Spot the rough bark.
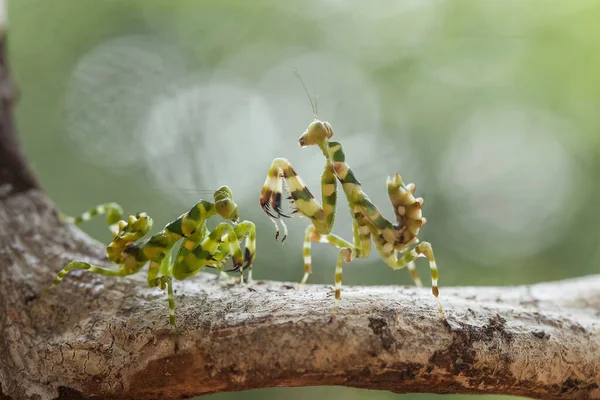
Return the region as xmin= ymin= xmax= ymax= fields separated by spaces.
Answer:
xmin=0 ymin=191 xmax=599 ymax=400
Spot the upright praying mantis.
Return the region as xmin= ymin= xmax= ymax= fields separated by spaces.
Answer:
xmin=260 ymin=73 xmax=443 ymax=318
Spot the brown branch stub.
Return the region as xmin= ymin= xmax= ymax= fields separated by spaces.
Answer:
xmin=0 ymin=191 xmax=599 ymax=400
xmin=0 ymin=31 xmax=39 ymax=197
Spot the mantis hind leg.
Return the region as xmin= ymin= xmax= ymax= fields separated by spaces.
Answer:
xmin=382 ymin=242 xmax=443 ymax=319
xmin=63 ymin=202 xmax=125 ymax=236
xmin=44 ymin=260 xmax=137 ymax=294
xmin=414 ymin=242 xmax=442 ymax=316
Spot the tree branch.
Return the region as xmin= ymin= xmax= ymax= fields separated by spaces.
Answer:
xmin=0 ymin=191 xmax=599 ymax=400
xmin=0 ymin=32 xmax=39 ymax=196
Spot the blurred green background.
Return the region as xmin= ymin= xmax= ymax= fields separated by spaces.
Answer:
xmin=9 ymin=0 xmax=600 ymax=399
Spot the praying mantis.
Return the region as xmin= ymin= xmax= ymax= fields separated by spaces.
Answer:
xmin=45 ymin=186 xmax=256 ymax=344
xmin=260 ymin=74 xmax=443 ymax=318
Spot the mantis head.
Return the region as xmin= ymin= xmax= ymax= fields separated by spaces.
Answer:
xmin=214 ymin=185 xmax=239 ymax=223
xmin=299 ymin=120 xmax=334 ymax=147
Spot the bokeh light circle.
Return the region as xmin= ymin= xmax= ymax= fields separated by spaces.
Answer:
xmin=65 ymin=34 xmax=184 ymax=169
xmin=439 ymin=105 xmax=586 ymax=264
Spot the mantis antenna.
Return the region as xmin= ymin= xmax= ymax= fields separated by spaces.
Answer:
xmin=312 ymin=75 xmax=319 ymax=120
xmin=293 ymin=68 xmax=318 ymax=120
xmin=153 ymin=187 xmax=218 ymax=193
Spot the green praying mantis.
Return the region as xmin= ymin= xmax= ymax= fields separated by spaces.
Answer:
xmin=260 ymin=73 xmax=443 ymax=318
xmin=45 ymin=186 xmax=256 ymax=344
